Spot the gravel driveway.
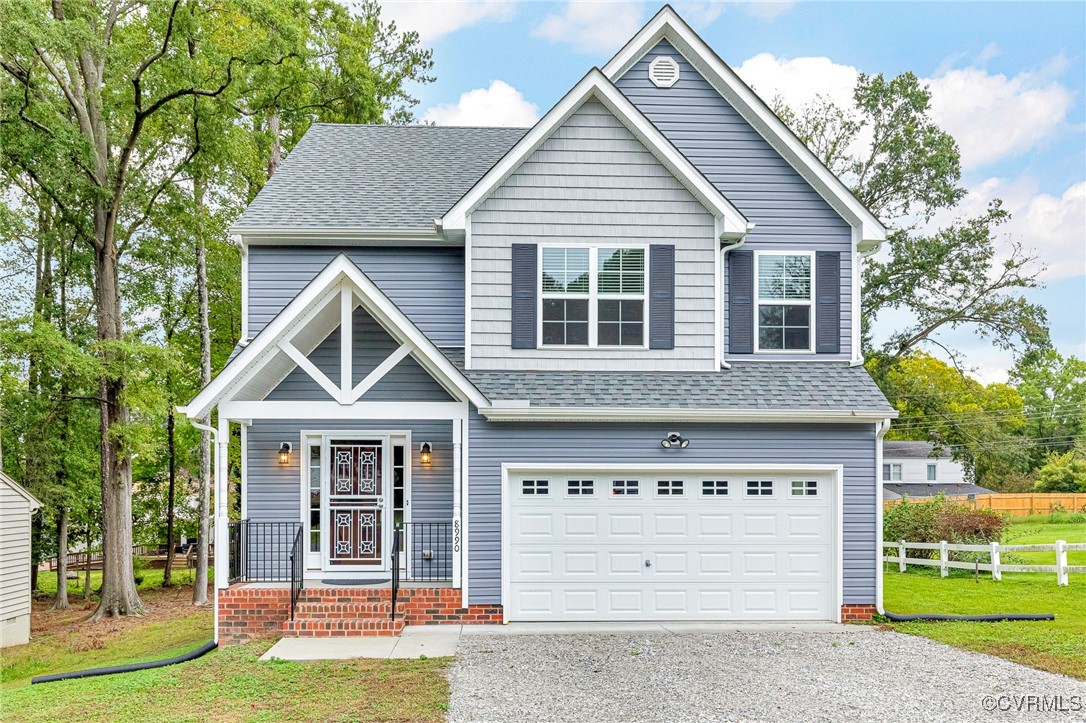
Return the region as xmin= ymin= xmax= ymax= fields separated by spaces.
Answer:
xmin=448 ymin=628 xmax=1086 ymax=722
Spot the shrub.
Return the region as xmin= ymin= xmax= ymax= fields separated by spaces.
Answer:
xmin=884 ymin=494 xmax=1005 ymax=559
xmin=1033 ymin=452 xmax=1086 ymax=493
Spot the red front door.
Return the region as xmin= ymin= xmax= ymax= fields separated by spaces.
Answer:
xmin=327 ymin=440 xmax=385 ymax=568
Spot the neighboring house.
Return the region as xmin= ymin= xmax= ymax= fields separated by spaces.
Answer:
xmin=181 ymin=7 xmax=897 ymax=644
xmin=882 ymin=441 xmax=992 ymax=500
xmin=0 ymin=471 xmax=43 ymax=647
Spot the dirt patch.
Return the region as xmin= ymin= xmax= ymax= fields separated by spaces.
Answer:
xmin=31 ymin=582 xmax=212 ymax=641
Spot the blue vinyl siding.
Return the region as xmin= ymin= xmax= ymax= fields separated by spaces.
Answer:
xmin=467 ymin=412 xmax=878 ymax=607
xmin=615 ymin=41 xmax=854 ymax=360
xmin=247 ymin=245 xmax=464 ymax=347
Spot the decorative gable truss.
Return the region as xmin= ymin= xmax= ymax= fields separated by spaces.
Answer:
xmin=180 ymin=254 xmax=488 ymax=421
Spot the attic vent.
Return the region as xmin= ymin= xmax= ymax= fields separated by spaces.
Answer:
xmin=648 ymin=56 xmax=680 ymax=88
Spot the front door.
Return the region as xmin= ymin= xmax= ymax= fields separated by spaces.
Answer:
xmin=325 ymin=439 xmax=388 ymax=571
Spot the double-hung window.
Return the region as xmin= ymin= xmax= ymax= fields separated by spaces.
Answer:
xmin=541 ymin=246 xmax=645 ymax=347
xmin=883 ymin=463 xmax=902 ymax=481
xmin=756 ymin=252 xmax=813 ymax=352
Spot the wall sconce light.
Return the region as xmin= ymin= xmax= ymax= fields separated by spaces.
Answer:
xmin=660 ymin=432 xmax=690 ymax=449
xmin=278 ymin=442 xmax=292 ymax=465
xmin=419 ymin=442 xmax=432 ymax=465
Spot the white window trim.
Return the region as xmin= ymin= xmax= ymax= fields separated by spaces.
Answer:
xmin=565 ymin=478 xmax=596 ymax=498
xmin=789 ymin=479 xmax=820 ymax=498
xmin=538 ymin=244 xmax=650 ymax=350
xmin=927 ymin=463 xmax=937 ymax=481
xmin=654 ymin=478 xmax=686 ymax=497
xmin=745 ymin=479 xmax=776 ymax=497
xmin=701 ymin=479 xmax=730 ymax=497
xmin=753 ymin=250 xmax=815 ymax=354
xmin=611 ymin=478 xmax=642 ymax=496
xmin=883 ymin=463 xmax=902 ymax=482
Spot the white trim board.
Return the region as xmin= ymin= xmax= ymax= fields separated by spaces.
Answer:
xmin=481 ymin=406 xmax=898 ymax=424
xmin=602 ymin=6 xmax=886 ymax=251
xmin=440 ymin=68 xmax=750 ymax=241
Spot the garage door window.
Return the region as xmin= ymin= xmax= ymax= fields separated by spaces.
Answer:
xmin=567 ymin=479 xmax=594 ymax=496
xmin=656 ymin=479 xmax=684 ymax=496
xmin=791 ymin=480 xmax=819 ymax=496
xmin=612 ymin=479 xmax=639 ymax=496
xmin=702 ymin=479 xmax=729 ymax=496
xmin=522 ymin=479 xmax=549 ymax=495
xmin=746 ymin=480 xmax=773 ymax=496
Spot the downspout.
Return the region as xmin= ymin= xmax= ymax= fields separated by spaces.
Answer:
xmin=875 ymin=417 xmax=892 ymax=615
xmin=719 ymin=223 xmax=755 ymax=369
xmin=187 ymin=414 xmax=220 ymax=644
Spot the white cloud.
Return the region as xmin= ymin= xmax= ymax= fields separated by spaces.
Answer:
xmin=422 ymin=80 xmax=539 ymax=127
xmin=378 ymin=1 xmax=515 ymax=44
xmin=533 ymin=1 xmax=645 ymax=54
xmin=926 ymin=65 xmax=1074 ymax=171
xmin=735 ymin=53 xmax=858 ymax=110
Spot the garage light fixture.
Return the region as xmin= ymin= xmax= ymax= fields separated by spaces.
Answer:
xmin=661 ymin=432 xmax=690 ymax=449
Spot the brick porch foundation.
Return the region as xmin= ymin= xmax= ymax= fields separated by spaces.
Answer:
xmin=840 ymin=604 xmax=877 ymax=622
xmin=217 ymin=585 xmax=502 ymax=645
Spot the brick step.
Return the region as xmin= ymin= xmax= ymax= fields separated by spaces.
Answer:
xmin=298 ymin=588 xmax=392 ymax=604
xmin=294 ymin=601 xmax=392 ymax=617
xmin=282 ymin=617 xmax=406 ymax=637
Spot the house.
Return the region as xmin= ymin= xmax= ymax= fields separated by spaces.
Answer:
xmin=881 ymin=440 xmax=993 ymax=500
xmin=180 ymin=6 xmax=897 ymax=644
xmin=0 ymin=471 xmax=43 ymax=647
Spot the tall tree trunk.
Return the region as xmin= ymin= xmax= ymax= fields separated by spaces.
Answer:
xmin=30 ymin=516 xmax=42 ymax=592
xmin=267 ymin=114 xmax=282 ymax=178
xmin=193 ymin=171 xmax=211 ymax=606
xmin=84 ymin=522 xmax=92 ymax=601
xmin=53 ymin=507 xmax=70 ymax=609
xmin=164 ymin=406 xmax=176 ymax=586
xmin=91 ymin=222 xmax=143 ymax=619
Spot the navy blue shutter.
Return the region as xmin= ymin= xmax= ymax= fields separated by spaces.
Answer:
xmin=648 ymin=244 xmax=675 ymax=350
xmin=815 ymin=251 xmax=841 ymax=354
xmin=728 ymin=250 xmax=754 ymax=354
xmin=510 ymin=244 xmax=537 ymax=349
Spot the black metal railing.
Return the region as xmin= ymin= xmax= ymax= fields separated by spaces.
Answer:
xmin=227 ymin=520 xmax=302 ymax=583
xmin=289 ymin=526 xmax=303 ymax=621
xmin=390 ymin=524 xmax=401 ymax=621
xmin=397 ymin=522 xmax=453 ymax=583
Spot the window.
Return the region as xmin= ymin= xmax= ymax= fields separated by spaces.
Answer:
xmin=927 ymin=463 xmax=937 ymax=481
xmin=882 ymin=463 xmax=902 ymax=482
xmin=541 ymin=246 xmax=645 ymax=347
xmin=791 ymin=480 xmax=818 ymax=497
xmin=522 ymin=479 xmax=549 ymax=496
xmin=657 ymin=479 xmax=684 ymax=496
xmin=567 ymin=479 xmax=594 ymax=496
xmin=702 ymin=480 xmax=729 ymax=496
xmin=612 ymin=479 xmax=639 ymax=496
xmin=746 ymin=480 xmax=773 ymax=496
xmin=756 ymin=253 xmax=813 ymax=351
xmin=308 ymin=444 xmax=321 ymax=552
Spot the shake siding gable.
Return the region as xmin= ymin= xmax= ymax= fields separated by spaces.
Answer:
xmin=614 ymin=40 xmax=854 ymax=360
xmin=470 ymin=98 xmax=718 ymax=371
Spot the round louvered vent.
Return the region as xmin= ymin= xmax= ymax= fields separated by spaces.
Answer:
xmin=648 ymin=56 xmax=680 ymax=88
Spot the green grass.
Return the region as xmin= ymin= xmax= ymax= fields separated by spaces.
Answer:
xmin=1003 ymin=522 xmax=1086 ymax=565
xmin=2 ymin=643 xmax=450 ymax=722
xmin=34 ymin=566 xmax=210 ymax=597
xmin=884 ymin=570 xmax=1086 ymax=679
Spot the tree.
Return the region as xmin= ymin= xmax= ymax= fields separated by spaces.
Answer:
xmin=1010 ymin=350 xmax=1086 ymax=466
xmin=775 ymin=73 xmax=1049 ymax=364
xmin=1033 ymin=452 xmax=1086 ymax=493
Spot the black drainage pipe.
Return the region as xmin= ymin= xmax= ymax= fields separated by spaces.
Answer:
xmin=884 ymin=612 xmax=1054 ymax=623
xmin=31 ymin=641 xmax=217 ymax=684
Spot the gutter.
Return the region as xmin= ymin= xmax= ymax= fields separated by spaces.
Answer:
xmin=718 ymin=227 xmax=753 ymax=369
xmin=481 ymin=405 xmax=899 ymax=424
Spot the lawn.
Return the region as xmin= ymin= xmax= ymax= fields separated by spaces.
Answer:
xmin=1003 ymin=521 xmax=1086 ymax=566
xmin=4 ymin=576 xmax=450 ymax=721
xmin=884 ymin=570 xmax=1086 ymax=680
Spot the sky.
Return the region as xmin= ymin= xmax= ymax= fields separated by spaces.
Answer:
xmin=376 ymin=0 xmax=1086 ymax=382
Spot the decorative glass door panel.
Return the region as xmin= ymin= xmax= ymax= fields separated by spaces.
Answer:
xmin=327 ymin=441 xmax=385 ymax=567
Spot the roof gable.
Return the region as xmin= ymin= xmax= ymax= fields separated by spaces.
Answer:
xmin=0 ymin=471 xmax=43 ymax=510
xmin=603 ymin=6 xmax=886 ymax=249
xmin=180 ymin=255 xmax=488 ymax=419
xmin=441 ymin=68 xmax=749 ymax=240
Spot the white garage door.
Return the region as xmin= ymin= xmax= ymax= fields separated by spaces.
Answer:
xmin=505 ymin=468 xmax=838 ymax=622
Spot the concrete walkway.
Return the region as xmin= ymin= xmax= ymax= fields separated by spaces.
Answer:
xmin=259 ymin=621 xmax=858 ymax=661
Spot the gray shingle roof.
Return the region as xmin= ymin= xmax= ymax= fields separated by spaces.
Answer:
xmin=884 ymin=483 xmax=994 ymax=498
xmin=233 ymin=124 xmax=528 ymax=231
xmin=883 ymin=441 xmax=937 ymax=458
xmin=457 ymin=361 xmax=894 ymax=412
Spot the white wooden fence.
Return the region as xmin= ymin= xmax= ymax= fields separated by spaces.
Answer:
xmin=883 ymin=540 xmax=1086 ymax=585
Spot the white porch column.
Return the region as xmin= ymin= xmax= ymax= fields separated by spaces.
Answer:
xmin=452 ymin=418 xmax=463 ymax=589
xmin=214 ymin=415 xmax=231 ymax=590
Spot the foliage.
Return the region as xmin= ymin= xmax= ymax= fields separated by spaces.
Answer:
xmin=1033 ymin=452 xmax=1086 ymax=493
xmin=883 ymin=494 xmax=1006 ymax=553
xmin=1010 ymin=349 xmax=1086 ymax=466
xmin=776 ymin=71 xmax=1048 ymax=364
xmin=884 ymin=572 xmax=1086 ymax=680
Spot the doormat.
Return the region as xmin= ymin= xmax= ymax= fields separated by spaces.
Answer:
xmin=320 ymin=579 xmax=388 ymax=586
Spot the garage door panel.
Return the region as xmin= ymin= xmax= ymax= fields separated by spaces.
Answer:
xmin=507 ymin=470 xmax=836 ymax=622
